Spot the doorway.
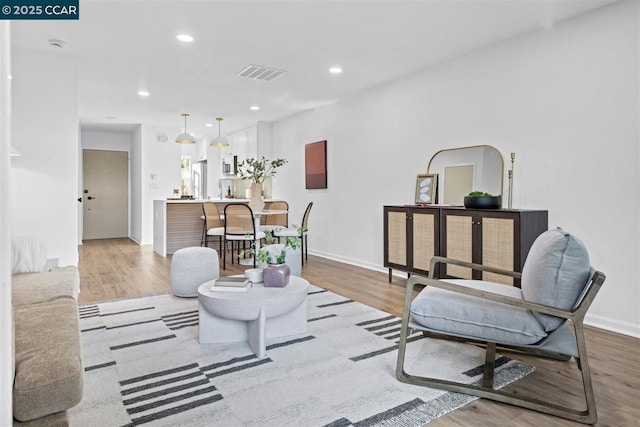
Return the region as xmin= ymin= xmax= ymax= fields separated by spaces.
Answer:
xmin=82 ymin=149 xmax=128 ymax=240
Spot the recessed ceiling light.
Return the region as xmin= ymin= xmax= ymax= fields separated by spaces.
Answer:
xmin=138 ymin=91 xmax=150 ymax=97
xmin=329 ymin=67 xmax=342 ymax=74
xmin=176 ymin=34 xmax=194 ymax=43
xmin=105 ymin=116 xmax=116 ymax=120
xmin=205 ymin=123 xmax=213 ymax=127
xmin=250 ymin=106 xmax=260 ymax=111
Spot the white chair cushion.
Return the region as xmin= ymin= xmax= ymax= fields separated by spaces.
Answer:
xmin=259 ymin=225 xmax=286 ymax=232
xmin=410 ymin=279 xmax=547 ymax=345
xmin=273 ymin=227 xmax=302 ymax=237
xmin=206 ymin=227 xmax=225 ymax=236
xmin=226 ymin=231 xmax=266 ymax=241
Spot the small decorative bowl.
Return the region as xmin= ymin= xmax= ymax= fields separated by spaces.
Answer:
xmin=463 ymin=195 xmax=502 ymax=209
xmin=244 ymin=268 xmax=264 ymax=283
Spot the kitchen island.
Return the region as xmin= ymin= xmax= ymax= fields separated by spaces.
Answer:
xmin=153 ymin=199 xmax=284 ymax=257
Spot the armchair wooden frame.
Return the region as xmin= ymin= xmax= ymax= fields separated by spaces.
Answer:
xmin=396 ymin=256 xmax=606 ymax=425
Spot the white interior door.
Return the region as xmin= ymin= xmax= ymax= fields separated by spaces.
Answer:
xmin=83 ymin=149 xmax=128 ymax=240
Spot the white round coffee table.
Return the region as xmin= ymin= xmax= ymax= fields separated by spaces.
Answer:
xmin=197 ymin=276 xmax=310 ymax=359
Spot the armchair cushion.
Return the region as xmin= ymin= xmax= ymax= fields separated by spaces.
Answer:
xmin=411 ymin=279 xmax=547 ymax=345
xmin=521 ymin=228 xmax=591 ymax=331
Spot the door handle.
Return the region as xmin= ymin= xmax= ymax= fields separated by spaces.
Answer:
xmin=77 ymin=197 xmax=82 ymax=202
xmin=87 ymin=196 xmax=96 ymax=200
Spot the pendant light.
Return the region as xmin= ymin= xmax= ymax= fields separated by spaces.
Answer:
xmin=210 ymin=117 xmax=230 ymax=147
xmin=175 ymin=113 xmax=196 ymax=144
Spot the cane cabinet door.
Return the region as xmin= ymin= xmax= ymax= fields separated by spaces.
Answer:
xmin=383 ymin=206 xmax=439 ymax=281
xmin=441 ymin=209 xmax=548 ymax=286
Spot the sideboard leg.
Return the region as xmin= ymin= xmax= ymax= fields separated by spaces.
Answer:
xmin=388 ymin=268 xmax=392 ymax=283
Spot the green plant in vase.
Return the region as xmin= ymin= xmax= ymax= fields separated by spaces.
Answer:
xmin=240 ymin=230 xmax=302 ymax=266
xmin=237 ymin=156 xmax=287 ymax=211
xmin=237 ymin=157 xmax=287 ymax=184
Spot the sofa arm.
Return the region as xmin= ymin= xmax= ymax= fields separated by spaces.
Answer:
xmin=13 ymin=297 xmax=84 ymax=421
xmin=12 ymin=266 xmax=80 ymax=306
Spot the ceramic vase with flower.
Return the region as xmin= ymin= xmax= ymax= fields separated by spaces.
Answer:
xmin=237 ymin=156 xmax=287 ymax=213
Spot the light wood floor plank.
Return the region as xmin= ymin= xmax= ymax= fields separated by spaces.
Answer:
xmin=78 ymin=238 xmax=640 ymax=427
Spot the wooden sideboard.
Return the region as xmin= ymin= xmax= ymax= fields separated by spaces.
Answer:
xmin=383 ymin=205 xmax=548 ymax=286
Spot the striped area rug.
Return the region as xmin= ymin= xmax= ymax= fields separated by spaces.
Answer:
xmin=69 ymin=285 xmax=533 ymax=426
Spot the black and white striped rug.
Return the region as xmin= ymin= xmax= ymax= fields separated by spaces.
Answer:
xmin=69 ymin=284 xmax=533 ymax=426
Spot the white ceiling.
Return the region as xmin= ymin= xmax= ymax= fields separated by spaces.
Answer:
xmin=10 ymin=0 xmax=616 ymax=138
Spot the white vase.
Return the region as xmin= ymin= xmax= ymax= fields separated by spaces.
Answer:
xmin=248 ymin=182 xmax=265 ymax=212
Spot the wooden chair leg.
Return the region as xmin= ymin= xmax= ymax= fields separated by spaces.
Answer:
xmin=482 ymin=342 xmax=497 ymax=389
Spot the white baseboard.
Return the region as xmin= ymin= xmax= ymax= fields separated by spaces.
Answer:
xmin=585 ymin=313 xmax=640 ymax=338
xmin=309 ymin=250 xmax=640 ymax=339
xmin=308 ymin=249 xmax=388 ymax=275
xmin=129 ymin=235 xmax=142 ymax=245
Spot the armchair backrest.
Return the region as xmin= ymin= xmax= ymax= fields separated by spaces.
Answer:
xmin=521 ymin=228 xmax=591 ymax=331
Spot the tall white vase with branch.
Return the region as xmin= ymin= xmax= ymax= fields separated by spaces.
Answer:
xmin=249 ymin=182 xmax=264 ymax=212
xmin=237 ymin=156 xmax=288 ymax=213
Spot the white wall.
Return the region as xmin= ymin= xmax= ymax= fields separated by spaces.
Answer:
xmin=130 ymin=125 xmax=143 ymax=243
xmin=207 ymin=125 xmax=259 ymax=199
xmin=0 ymin=20 xmax=12 ymax=426
xmin=11 ymin=47 xmax=79 ymax=266
xmin=271 ymin=1 xmax=639 ymax=336
xmin=81 ymin=129 xmax=132 ymax=152
xmin=139 ymin=124 xmax=182 ymax=244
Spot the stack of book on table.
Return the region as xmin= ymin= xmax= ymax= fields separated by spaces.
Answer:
xmin=211 ymin=277 xmax=252 ymax=292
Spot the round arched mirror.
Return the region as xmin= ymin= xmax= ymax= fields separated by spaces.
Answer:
xmin=427 ymin=145 xmax=504 ymax=205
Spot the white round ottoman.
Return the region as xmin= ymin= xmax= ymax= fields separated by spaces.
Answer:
xmin=171 ymin=247 xmax=219 ymax=297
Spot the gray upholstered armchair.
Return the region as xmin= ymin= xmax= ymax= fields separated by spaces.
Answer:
xmin=395 ymin=228 xmax=606 ymax=424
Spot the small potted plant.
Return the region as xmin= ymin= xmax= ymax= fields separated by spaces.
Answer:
xmin=241 ymin=230 xmax=303 ymax=287
xmin=463 ymin=191 xmax=502 ymax=209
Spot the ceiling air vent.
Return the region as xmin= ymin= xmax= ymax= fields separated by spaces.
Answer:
xmin=237 ymin=64 xmax=286 ymax=82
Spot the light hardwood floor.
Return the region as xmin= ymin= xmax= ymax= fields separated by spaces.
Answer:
xmin=78 ymin=238 xmax=640 ymax=427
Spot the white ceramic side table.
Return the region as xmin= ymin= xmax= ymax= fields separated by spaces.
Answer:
xmin=197 ymin=276 xmax=310 ymax=358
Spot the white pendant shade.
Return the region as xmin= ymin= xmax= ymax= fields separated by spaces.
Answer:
xmin=210 ymin=117 xmax=229 ymax=147
xmin=210 ymin=136 xmax=229 ymax=147
xmin=176 ymin=132 xmax=196 ymax=144
xmin=176 ymin=113 xmax=196 ymax=144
